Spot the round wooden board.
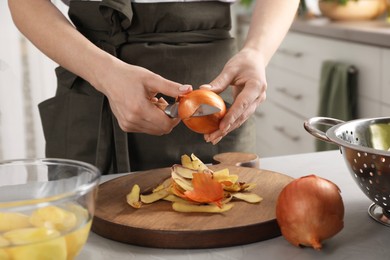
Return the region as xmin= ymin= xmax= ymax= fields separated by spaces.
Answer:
xmin=92 ymin=160 xmax=293 ymax=249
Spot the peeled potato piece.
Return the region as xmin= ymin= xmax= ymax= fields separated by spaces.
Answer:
xmin=0 ymin=235 xmax=10 ymax=247
xmin=0 ymin=212 xmax=31 ymax=232
xmin=4 ymin=228 xmax=66 ymax=260
xmin=29 ymin=206 xmax=77 ymax=232
xmin=3 ymin=227 xmax=60 ymax=245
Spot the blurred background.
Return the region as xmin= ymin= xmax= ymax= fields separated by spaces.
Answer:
xmin=0 ymin=1 xmax=68 ymax=160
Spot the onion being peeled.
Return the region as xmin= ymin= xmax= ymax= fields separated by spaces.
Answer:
xmin=178 ymin=89 xmax=226 ymax=134
xmin=276 ymin=174 xmax=344 ymax=250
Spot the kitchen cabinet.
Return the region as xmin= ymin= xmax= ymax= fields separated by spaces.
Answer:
xmin=382 ymin=49 xmax=390 ymax=109
xmin=251 ymin=20 xmax=390 ymax=158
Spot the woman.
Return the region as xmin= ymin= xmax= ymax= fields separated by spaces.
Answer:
xmin=8 ymin=0 xmax=299 ymax=173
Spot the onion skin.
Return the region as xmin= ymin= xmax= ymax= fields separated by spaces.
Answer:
xmin=177 ymin=89 xmax=226 ymax=134
xmin=275 ymin=174 xmax=344 ymax=250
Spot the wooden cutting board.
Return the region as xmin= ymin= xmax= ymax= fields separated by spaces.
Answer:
xmin=92 ymin=152 xmax=293 ymax=249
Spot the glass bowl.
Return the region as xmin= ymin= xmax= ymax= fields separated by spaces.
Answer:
xmin=0 ymin=158 xmax=101 ymax=259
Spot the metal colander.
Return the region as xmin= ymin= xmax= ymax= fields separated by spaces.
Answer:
xmin=304 ymin=117 xmax=390 ymax=227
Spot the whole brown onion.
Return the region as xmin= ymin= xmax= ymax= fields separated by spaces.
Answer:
xmin=276 ymin=174 xmax=344 ymax=250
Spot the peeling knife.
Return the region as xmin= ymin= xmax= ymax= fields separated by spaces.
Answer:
xmin=153 ymin=100 xmax=221 ymax=118
xmin=165 ymin=103 xmax=221 ymax=118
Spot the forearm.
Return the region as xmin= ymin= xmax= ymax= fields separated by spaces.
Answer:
xmin=8 ymin=0 xmax=116 ymax=93
xmin=243 ymin=0 xmax=299 ymax=65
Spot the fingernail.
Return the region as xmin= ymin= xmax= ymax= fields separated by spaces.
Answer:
xmin=212 ymin=137 xmax=222 ymax=145
xmin=179 ymin=84 xmax=192 ymax=92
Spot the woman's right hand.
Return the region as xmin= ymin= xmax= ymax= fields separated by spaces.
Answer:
xmin=93 ymin=58 xmax=192 ymax=135
xmin=8 ymin=0 xmax=192 ymax=136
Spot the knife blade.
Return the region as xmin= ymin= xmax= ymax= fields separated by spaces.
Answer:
xmin=164 ymin=103 xmax=221 ymax=118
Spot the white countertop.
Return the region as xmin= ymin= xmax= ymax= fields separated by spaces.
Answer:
xmin=291 ymin=17 xmax=390 ymax=48
xmin=78 ymin=150 xmax=390 ymax=260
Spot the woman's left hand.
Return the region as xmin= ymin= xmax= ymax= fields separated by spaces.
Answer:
xmin=201 ymin=48 xmax=267 ymax=144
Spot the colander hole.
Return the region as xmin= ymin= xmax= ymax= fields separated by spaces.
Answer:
xmin=371 ymin=163 xmax=375 ymax=169
xmin=381 ymin=157 xmax=386 ymax=163
xmin=372 ymin=155 xmax=377 ymax=159
xmin=355 ymin=137 xmax=359 ymax=142
xmin=364 ymin=152 xmax=368 ymax=157
xmin=383 ymin=197 xmax=387 ymax=201
xmin=378 ymin=171 xmax=382 ymax=176
xmin=358 ymin=152 xmax=361 ymax=157
xmin=354 ymin=159 xmax=357 ymax=164
xmin=369 ymin=172 xmax=374 ymax=176
xmin=366 ymin=186 xmax=370 ymax=191
xmin=384 ymin=202 xmax=388 ymax=206
xmin=354 ymin=173 xmax=358 ymax=178
xmin=375 ymin=197 xmax=379 ymax=202
xmin=359 ymin=169 xmax=364 ymax=173
xmin=369 ymin=180 xmax=373 ymax=184
xmin=364 ymin=163 xmax=368 ymax=168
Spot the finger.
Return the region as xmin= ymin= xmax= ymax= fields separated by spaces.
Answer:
xmin=123 ymin=116 xmax=180 ymax=135
xmin=118 ymin=102 xmax=181 ymax=135
xmin=147 ymin=74 xmax=192 ymax=98
xmin=204 ymin=128 xmax=228 ymax=145
xmin=219 ymin=80 xmax=264 ymax=132
xmin=203 ymin=68 xmax=236 ymax=94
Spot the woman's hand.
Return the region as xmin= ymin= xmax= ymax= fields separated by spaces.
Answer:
xmin=201 ymin=48 xmax=267 ymax=144
xmin=94 ymin=58 xmax=192 ymax=135
xmin=201 ymin=0 xmax=299 ymax=144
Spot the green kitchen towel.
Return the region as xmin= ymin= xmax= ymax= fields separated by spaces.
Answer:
xmin=316 ymin=60 xmax=358 ymax=151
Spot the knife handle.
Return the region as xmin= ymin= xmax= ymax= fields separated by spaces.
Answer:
xmin=151 ymin=97 xmax=169 ymax=111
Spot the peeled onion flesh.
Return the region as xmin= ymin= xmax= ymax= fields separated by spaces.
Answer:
xmin=275 ymin=174 xmax=344 ymax=250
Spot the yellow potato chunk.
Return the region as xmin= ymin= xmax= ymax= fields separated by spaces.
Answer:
xmin=0 ymin=235 xmax=10 ymax=247
xmin=4 ymin=227 xmax=66 ymax=259
xmin=30 ymin=206 xmax=77 ymax=232
xmin=65 ymin=220 xmax=92 ymax=260
xmin=0 ymin=249 xmax=10 ymax=260
xmin=0 ymin=212 xmax=31 ymax=232
xmin=3 ymin=227 xmax=59 ymax=245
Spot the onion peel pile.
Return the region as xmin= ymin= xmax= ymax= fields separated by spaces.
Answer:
xmin=126 ymin=154 xmax=263 ymax=213
xmin=276 ymin=174 xmax=344 ymax=250
xmin=184 ymin=172 xmax=224 ymax=207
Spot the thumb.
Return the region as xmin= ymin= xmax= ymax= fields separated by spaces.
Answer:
xmin=201 ymin=70 xmax=234 ymax=93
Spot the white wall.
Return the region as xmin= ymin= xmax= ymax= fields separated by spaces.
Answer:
xmin=0 ymin=1 xmax=67 ymax=160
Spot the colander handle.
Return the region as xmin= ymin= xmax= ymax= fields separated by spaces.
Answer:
xmin=303 ymin=117 xmax=345 ymax=143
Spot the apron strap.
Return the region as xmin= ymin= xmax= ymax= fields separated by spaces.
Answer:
xmin=96 ymin=0 xmax=133 ymax=173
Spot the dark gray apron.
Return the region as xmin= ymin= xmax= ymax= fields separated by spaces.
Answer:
xmin=38 ymin=0 xmax=255 ymax=174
